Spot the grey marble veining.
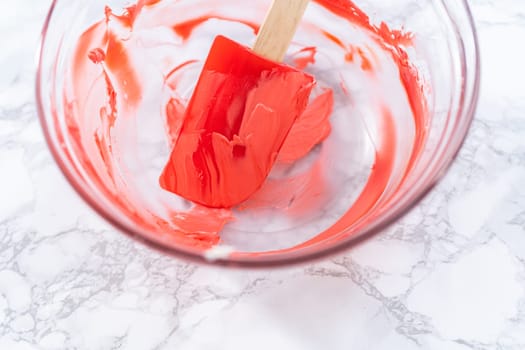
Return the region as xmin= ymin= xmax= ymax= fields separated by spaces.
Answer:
xmin=1 ymin=1 xmax=525 ymax=349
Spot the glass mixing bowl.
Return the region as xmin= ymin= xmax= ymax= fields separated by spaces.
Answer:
xmin=36 ymin=0 xmax=479 ymax=267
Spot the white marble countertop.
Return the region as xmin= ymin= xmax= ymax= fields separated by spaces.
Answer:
xmin=1 ymin=1 xmax=525 ymax=349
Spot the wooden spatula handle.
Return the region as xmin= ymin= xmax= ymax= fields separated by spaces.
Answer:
xmin=253 ymin=0 xmax=310 ymax=62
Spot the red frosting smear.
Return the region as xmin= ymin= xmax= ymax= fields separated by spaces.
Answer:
xmin=173 ymin=16 xmax=259 ymax=41
xmin=88 ymin=48 xmax=106 ymax=64
xmin=105 ymin=0 xmax=161 ymax=29
xmin=165 ymin=205 xmax=233 ymax=248
xmin=278 ymin=89 xmax=333 ymax=163
xmin=322 ymin=31 xmax=373 ymax=69
xmin=160 ymin=35 xmax=316 ymax=208
xmin=104 ymin=33 xmax=142 ymax=105
xmin=292 ymin=47 xmax=317 ymax=70
xmin=315 ymin=0 xmax=414 ymax=47
xmin=65 ymin=7 xmax=231 ymax=251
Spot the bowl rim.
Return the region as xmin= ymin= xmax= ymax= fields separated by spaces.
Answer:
xmin=35 ymin=0 xmax=481 ymax=268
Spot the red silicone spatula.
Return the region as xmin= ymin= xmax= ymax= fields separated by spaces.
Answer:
xmin=160 ymin=0 xmax=314 ymax=208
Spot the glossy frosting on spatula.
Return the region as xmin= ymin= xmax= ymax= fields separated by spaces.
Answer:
xmin=160 ymin=36 xmax=315 ymax=208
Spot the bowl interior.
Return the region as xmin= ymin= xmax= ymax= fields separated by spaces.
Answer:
xmin=37 ymin=0 xmax=479 ymax=266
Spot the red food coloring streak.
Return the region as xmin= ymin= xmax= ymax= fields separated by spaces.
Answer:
xmin=323 ymin=30 xmax=346 ymax=48
xmin=292 ymin=47 xmax=317 ymax=70
xmin=357 ymin=47 xmax=372 ymax=70
xmin=323 ymin=30 xmax=373 ymax=69
xmin=88 ymin=48 xmax=106 ymax=64
xmin=173 ymin=16 xmax=259 ymax=41
xmin=104 ymin=33 xmax=142 ymax=104
xmin=101 ymin=71 xmax=117 ymax=129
